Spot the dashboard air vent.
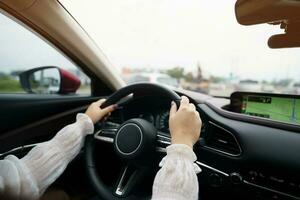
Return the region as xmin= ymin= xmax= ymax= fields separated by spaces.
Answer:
xmin=204 ymin=121 xmax=241 ymax=156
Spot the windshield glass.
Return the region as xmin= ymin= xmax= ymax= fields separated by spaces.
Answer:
xmin=60 ymin=0 xmax=300 ymax=97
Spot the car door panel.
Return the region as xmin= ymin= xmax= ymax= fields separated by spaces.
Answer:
xmin=0 ymin=94 xmax=101 ymax=153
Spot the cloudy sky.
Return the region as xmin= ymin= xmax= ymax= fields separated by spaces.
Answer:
xmin=0 ymin=13 xmax=76 ymax=73
xmin=61 ymin=0 xmax=300 ymax=81
xmin=1 ymin=0 xmax=300 ymax=81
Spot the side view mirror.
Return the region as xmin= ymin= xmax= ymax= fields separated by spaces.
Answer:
xmin=19 ymin=66 xmax=81 ymax=94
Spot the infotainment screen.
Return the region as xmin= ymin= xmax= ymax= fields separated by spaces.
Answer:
xmin=231 ymin=92 xmax=300 ymax=125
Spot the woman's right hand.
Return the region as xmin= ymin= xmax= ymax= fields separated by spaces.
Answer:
xmin=85 ymin=99 xmax=117 ymax=124
xmin=169 ymin=96 xmax=202 ymax=148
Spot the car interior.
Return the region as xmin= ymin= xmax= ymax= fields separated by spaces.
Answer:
xmin=0 ymin=0 xmax=300 ymax=200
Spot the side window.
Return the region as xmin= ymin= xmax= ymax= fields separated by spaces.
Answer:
xmin=0 ymin=13 xmax=91 ymax=95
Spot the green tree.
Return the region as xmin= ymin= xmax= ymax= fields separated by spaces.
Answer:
xmin=184 ymin=72 xmax=194 ymax=82
xmin=166 ymin=67 xmax=185 ymax=80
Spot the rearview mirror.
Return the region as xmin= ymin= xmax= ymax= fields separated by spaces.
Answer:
xmin=19 ymin=66 xmax=81 ymax=94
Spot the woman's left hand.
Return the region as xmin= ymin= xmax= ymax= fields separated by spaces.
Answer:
xmin=85 ymin=99 xmax=117 ymax=124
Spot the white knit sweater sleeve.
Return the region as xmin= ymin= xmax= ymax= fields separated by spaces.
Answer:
xmin=152 ymin=144 xmax=201 ymax=200
xmin=0 ymin=113 xmax=94 ymax=200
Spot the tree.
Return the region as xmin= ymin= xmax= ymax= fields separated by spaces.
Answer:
xmin=166 ymin=67 xmax=185 ymax=80
xmin=184 ymin=72 xmax=194 ymax=82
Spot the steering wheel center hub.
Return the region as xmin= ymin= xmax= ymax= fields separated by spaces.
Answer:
xmin=115 ymin=123 xmax=143 ymax=155
xmin=114 ymin=118 xmax=157 ymax=162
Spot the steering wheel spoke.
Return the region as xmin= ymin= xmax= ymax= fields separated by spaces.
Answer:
xmin=114 ymin=165 xmax=146 ymax=197
xmin=94 ymin=122 xmax=121 ymax=143
xmin=156 ymin=131 xmax=171 ymax=153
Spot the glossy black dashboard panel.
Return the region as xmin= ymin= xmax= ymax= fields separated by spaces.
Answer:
xmin=197 ymin=104 xmax=300 ymax=199
xmin=189 ymin=90 xmax=300 ymax=199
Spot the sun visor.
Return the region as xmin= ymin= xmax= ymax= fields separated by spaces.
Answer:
xmin=235 ymin=0 xmax=300 ymax=48
xmin=0 ymin=0 xmax=36 ymax=12
xmin=235 ymin=0 xmax=300 ymax=25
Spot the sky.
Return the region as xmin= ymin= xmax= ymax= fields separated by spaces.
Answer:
xmin=0 ymin=13 xmax=76 ymax=73
xmin=60 ymin=0 xmax=300 ymax=81
xmin=1 ymin=0 xmax=300 ymax=81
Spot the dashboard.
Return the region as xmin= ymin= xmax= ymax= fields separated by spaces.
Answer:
xmin=107 ymin=91 xmax=300 ymax=200
xmin=2 ymin=90 xmax=298 ymax=200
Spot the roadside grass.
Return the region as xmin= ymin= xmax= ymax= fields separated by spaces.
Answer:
xmin=0 ymin=76 xmax=23 ymax=92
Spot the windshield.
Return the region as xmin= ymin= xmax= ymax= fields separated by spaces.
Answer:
xmin=60 ymin=0 xmax=300 ymax=97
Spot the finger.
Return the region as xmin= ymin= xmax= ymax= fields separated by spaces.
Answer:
xmin=104 ymin=112 xmax=111 ymax=118
xmin=100 ymin=112 xmax=111 ymax=122
xmin=179 ymin=96 xmax=189 ymax=109
xmin=196 ymin=111 xmax=201 ymax=118
xmin=169 ymin=101 xmax=177 ymax=118
xmin=102 ymin=104 xmax=117 ymax=115
xmin=94 ymin=99 xmax=106 ymax=106
xmin=189 ymin=103 xmax=196 ymax=111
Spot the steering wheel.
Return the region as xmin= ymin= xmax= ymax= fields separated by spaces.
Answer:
xmin=84 ymin=83 xmax=181 ymax=200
